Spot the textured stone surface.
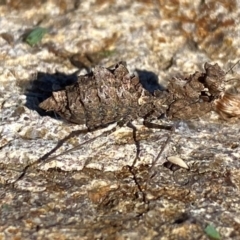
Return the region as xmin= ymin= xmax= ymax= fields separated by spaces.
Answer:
xmin=1 ymin=0 xmax=240 ymax=239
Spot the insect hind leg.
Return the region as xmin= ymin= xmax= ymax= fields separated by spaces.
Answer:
xmin=10 ymin=120 xmax=128 ymax=186
xmin=124 ymin=120 xmax=175 ymax=205
xmin=142 ymin=120 xmax=176 ymax=197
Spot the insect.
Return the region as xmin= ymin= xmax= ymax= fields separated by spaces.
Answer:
xmin=37 ymin=62 xmax=229 ymax=174
xmin=39 ymin=62 xmax=226 ymax=127
xmin=12 ymin=61 xmax=234 ymax=192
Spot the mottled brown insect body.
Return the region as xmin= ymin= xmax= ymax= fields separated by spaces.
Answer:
xmin=166 ymin=62 xmax=227 ymax=119
xmin=39 ymin=61 xmax=232 ymax=127
xmin=203 ymin=62 xmax=226 ymax=97
xmin=39 ymin=62 xmax=168 ymax=129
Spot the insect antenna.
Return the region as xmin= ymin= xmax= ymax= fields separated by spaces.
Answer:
xmin=224 ymin=60 xmax=240 ymax=83
xmin=225 ymin=59 xmax=240 ymax=76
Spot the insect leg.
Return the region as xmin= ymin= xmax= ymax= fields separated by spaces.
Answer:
xmin=143 ymin=120 xmax=175 ymax=171
xmin=142 ymin=120 xmax=176 ymax=195
xmin=125 ymin=122 xmax=147 ymax=203
xmin=143 ymin=120 xmax=172 ymax=131
xmin=10 ymin=120 xmax=127 ymax=186
xmin=126 ymin=121 xmax=140 ymax=167
xmin=8 ymin=128 xmax=89 ymax=185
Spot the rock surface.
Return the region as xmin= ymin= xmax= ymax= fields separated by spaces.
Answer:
xmin=1 ymin=0 xmax=240 ymax=239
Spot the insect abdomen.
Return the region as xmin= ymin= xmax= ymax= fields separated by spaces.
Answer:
xmin=39 ymin=62 xmax=151 ymax=129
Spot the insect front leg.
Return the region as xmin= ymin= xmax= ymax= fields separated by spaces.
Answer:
xmin=143 ymin=120 xmax=174 ymax=176
xmin=124 ymin=121 xmax=149 ymax=204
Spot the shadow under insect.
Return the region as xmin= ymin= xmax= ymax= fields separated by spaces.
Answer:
xmin=24 ymin=70 xmax=79 ymax=119
xmin=135 ymin=69 xmax=166 ymax=93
